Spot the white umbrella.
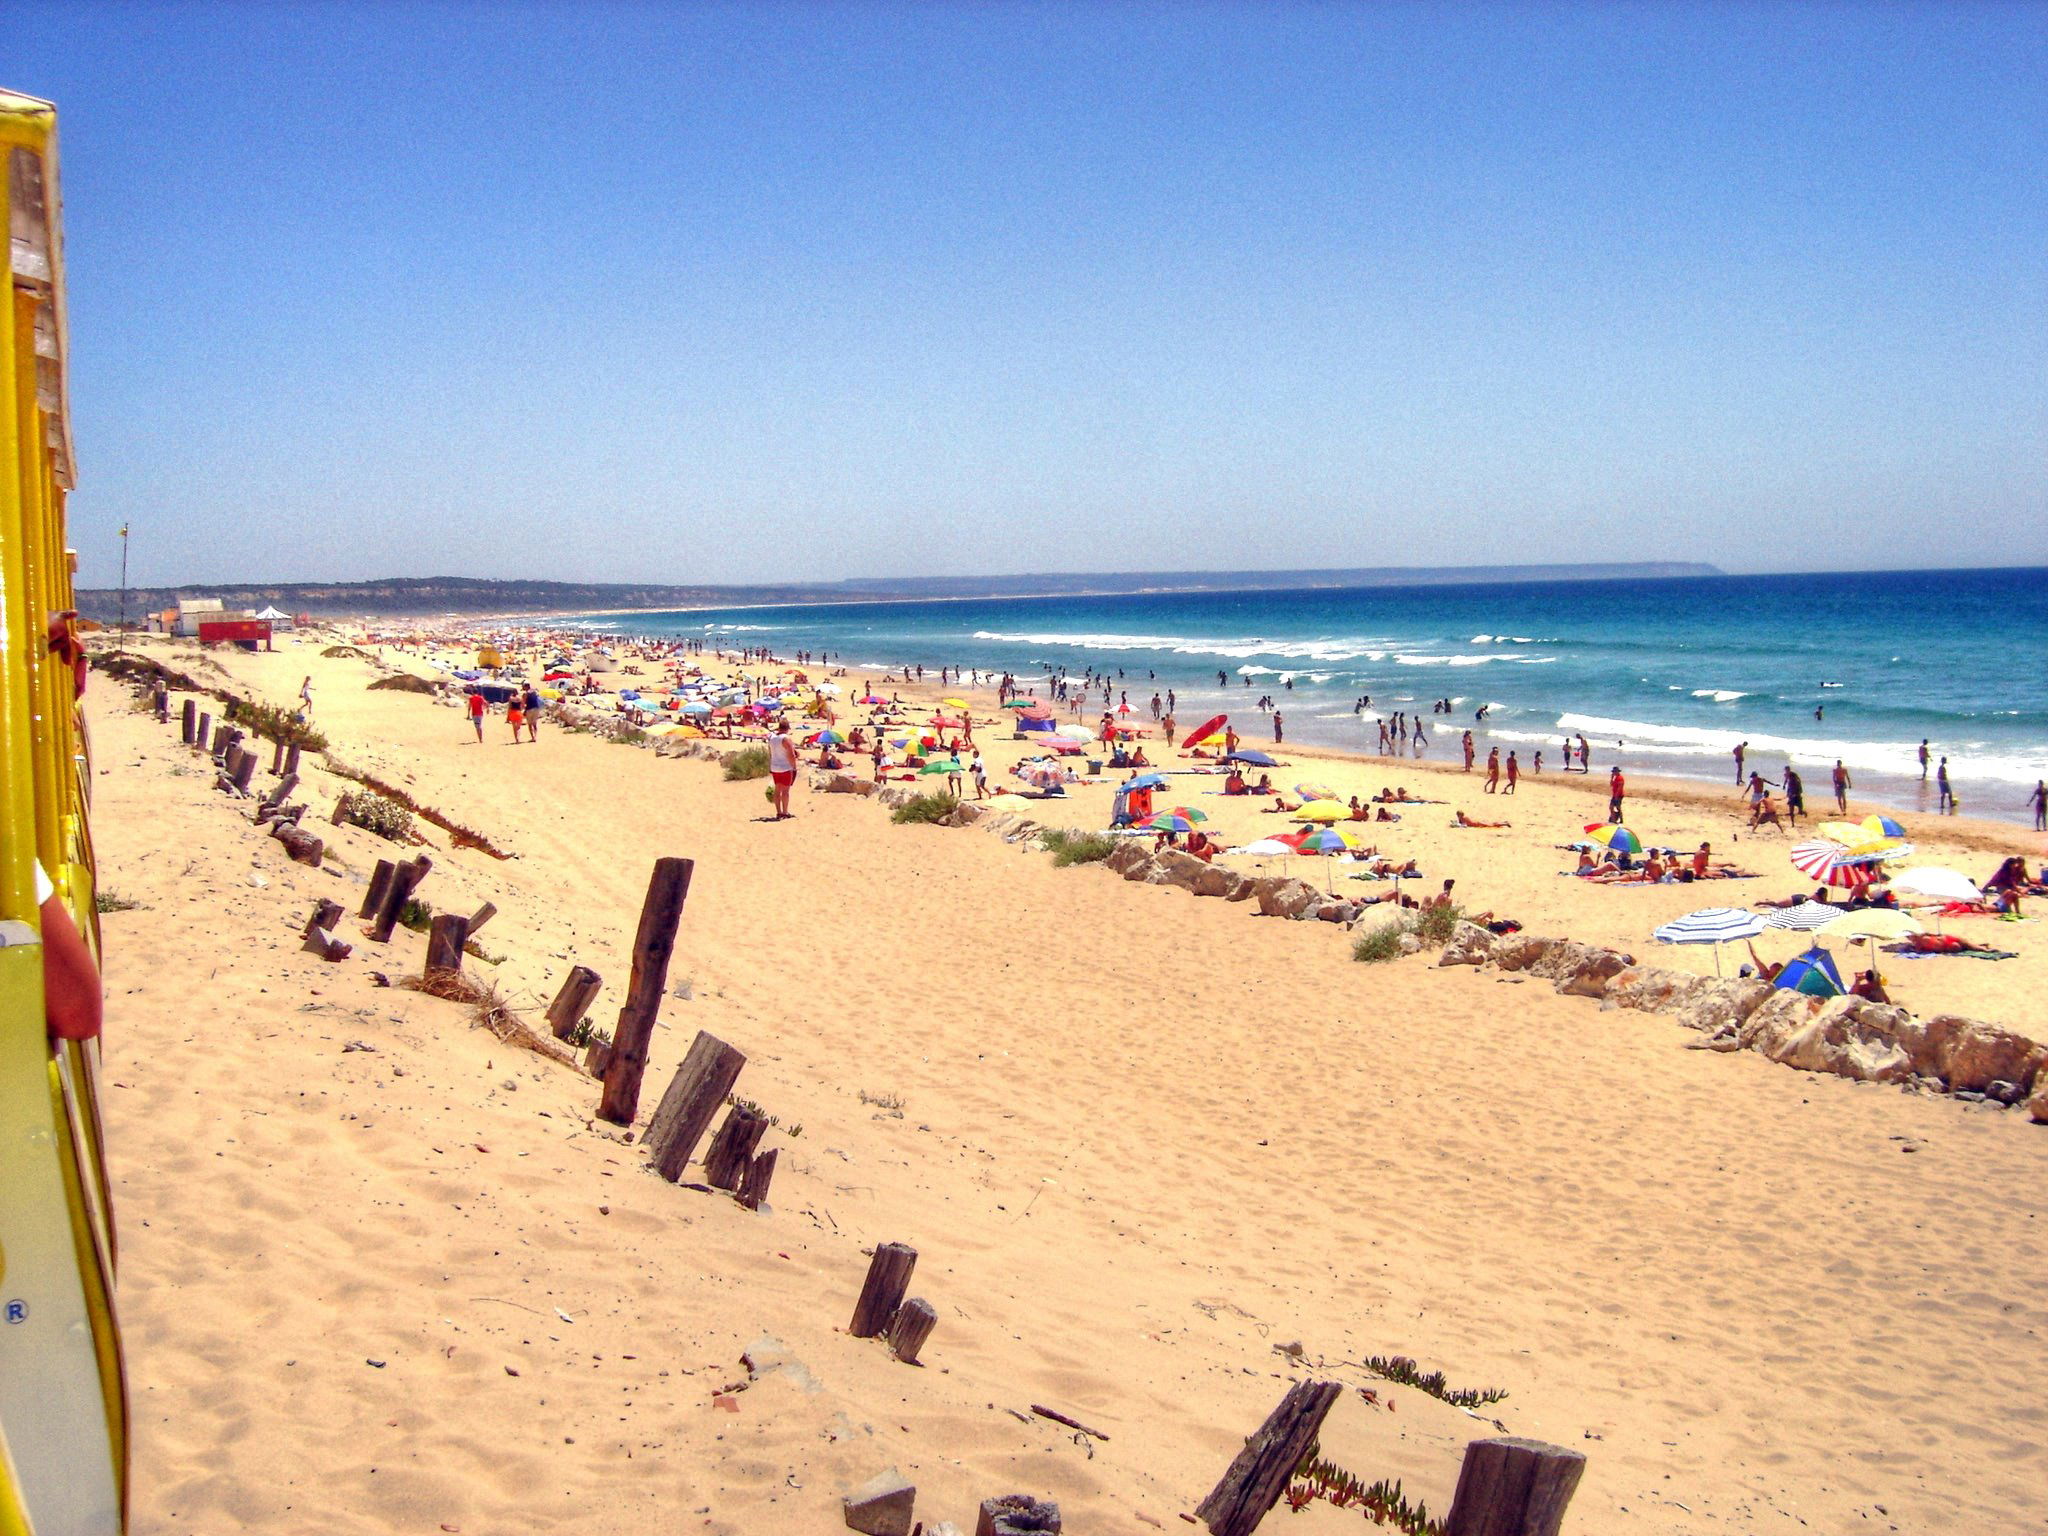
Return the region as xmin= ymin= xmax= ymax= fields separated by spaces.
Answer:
xmin=1887 ymin=867 xmax=1980 ymax=903
xmin=1653 ymin=907 xmax=1766 ymax=974
xmin=1763 ymin=901 xmax=1840 ymax=931
xmin=1817 ymin=907 xmax=1924 ymax=977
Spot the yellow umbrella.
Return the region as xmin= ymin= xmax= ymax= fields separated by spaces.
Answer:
xmin=1295 ymin=799 xmax=1352 ymax=823
xmin=941 ymin=697 xmax=969 ymax=709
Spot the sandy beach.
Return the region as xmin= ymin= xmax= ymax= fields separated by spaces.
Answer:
xmin=85 ymin=628 xmax=2044 ymax=1536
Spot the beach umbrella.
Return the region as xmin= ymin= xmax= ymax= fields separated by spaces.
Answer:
xmin=1038 ymin=738 xmax=1087 ymax=754
xmin=1225 ymin=750 xmax=1278 ymax=768
xmin=1860 ymin=814 xmax=1907 ymax=839
xmin=1774 ymin=947 xmax=1846 ymax=998
xmin=1124 ymin=773 xmax=1170 ymax=790
xmin=1816 ymin=909 xmax=1922 ymax=943
xmin=1653 ymin=907 xmax=1766 ymax=975
xmin=1235 ymin=837 xmax=1297 ymax=858
xmin=1789 ymin=839 xmax=1883 ymax=887
xmin=919 ymin=758 xmax=964 ymax=776
xmin=1762 ymin=901 xmax=1842 ymax=931
xmin=1295 ymin=782 xmax=1339 ymax=801
xmin=1295 ymin=800 xmax=1352 ymax=823
xmin=1887 ymin=867 xmax=1979 ymax=903
xmin=1002 ymin=699 xmax=1035 ymax=709
xmin=1184 ymin=713 xmax=1227 ymax=747
xmin=1056 ymin=725 xmax=1094 ymax=741
xmin=1153 ymin=805 xmax=1208 ymax=823
xmin=806 ymin=729 xmax=843 ymax=745
xmin=1141 ymin=811 xmax=1204 ymax=834
xmin=1288 ymin=824 xmax=1367 ymax=852
xmin=1584 ymin=823 xmax=1643 ymax=855
xmin=942 ymin=697 xmax=969 ymax=709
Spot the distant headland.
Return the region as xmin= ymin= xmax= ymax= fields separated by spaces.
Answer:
xmin=74 ymin=561 xmax=1722 ymax=621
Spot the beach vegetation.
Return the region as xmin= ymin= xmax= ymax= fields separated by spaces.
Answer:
xmin=321 ymin=644 xmax=373 ymax=660
xmin=1357 ymin=1353 xmax=1508 ymax=1409
xmin=891 ymin=791 xmax=958 ymax=824
xmin=94 ymin=890 xmax=144 ymax=913
xmin=858 ymin=1088 xmax=905 ymax=1113
xmin=397 ymin=897 xmax=434 ymax=934
xmin=1412 ymin=900 xmax=1466 ymax=948
xmin=322 ymin=756 xmax=515 ymax=859
xmin=366 ymin=673 xmax=436 ymax=694
xmin=724 ymin=746 xmax=771 ymax=780
xmin=1351 ymin=922 xmax=1409 ymax=964
xmin=462 ymin=938 xmax=504 ymax=965
xmin=1041 ymin=828 xmax=1118 ymax=866
xmin=335 ymin=788 xmax=415 ymax=843
xmin=225 ymin=696 xmax=327 ymax=752
xmin=1286 ymin=1447 xmax=1443 ymax=1535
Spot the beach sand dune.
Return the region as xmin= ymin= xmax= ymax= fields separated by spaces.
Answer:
xmin=93 ymin=637 xmax=2044 ymax=1534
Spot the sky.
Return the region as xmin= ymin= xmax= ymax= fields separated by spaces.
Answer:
xmin=4 ymin=2 xmax=2044 ymax=590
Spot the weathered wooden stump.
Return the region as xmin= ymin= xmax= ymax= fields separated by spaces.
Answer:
xmin=644 ymin=1030 xmax=746 ymax=1181
xmin=360 ymin=859 xmax=397 ymax=919
xmin=976 ymin=1494 xmax=1061 ymax=1535
xmin=270 ymin=738 xmax=286 ymax=775
xmin=598 ymin=857 xmax=695 ymax=1126
xmin=424 ymin=912 xmax=471 ymax=974
xmin=546 ymin=965 xmax=603 ymax=1040
xmin=260 ymin=772 xmax=299 ymax=815
xmin=582 ymin=1039 xmax=613 ymax=1078
xmin=886 ymin=1297 xmax=937 ymax=1364
xmin=367 ymin=855 xmax=431 ymax=943
xmin=849 ymin=1243 xmax=917 ymax=1339
xmin=192 ymin=710 xmax=210 ymax=751
xmin=1196 ymin=1380 xmax=1343 ymax=1536
xmin=736 ymin=1147 xmax=777 ymax=1211
xmin=231 ymin=749 xmax=258 ymax=794
xmin=271 ymin=824 xmax=325 ymax=867
xmin=702 ymin=1105 xmax=768 ymax=1190
xmin=465 ymin=900 xmax=498 ymax=935
xmin=301 ymin=898 xmax=351 ymax=960
xmin=180 ymin=699 xmax=196 ymax=744
xmin=283 ymin=741 xmax=301 ymax=777
xmin=1445 ymin=1437 xmax=1586 ymax=1536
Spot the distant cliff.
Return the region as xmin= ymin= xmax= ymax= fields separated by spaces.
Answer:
xmin=74 ymin=563 xmax=1723 ymax=622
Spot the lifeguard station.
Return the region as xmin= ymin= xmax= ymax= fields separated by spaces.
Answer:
xmin=1 ymin=89 xmax=128 ymax=1534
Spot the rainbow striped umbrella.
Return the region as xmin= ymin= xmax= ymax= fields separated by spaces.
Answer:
xmin=1584 ymin=823 xmax=1643 ymax=855
xmin=1142 ymin=811 xmax=1205 ymax=834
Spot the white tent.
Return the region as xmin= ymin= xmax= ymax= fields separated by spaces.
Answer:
xmin=253 ymin=605 xmax=290 ymax=622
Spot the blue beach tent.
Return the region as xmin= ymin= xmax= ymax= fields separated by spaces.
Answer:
xmin=1774 ymin=946 xmax=1845 ymax=998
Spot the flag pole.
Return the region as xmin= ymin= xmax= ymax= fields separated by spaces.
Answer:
xmin=117 ymin=521 xmax=130 ymax=659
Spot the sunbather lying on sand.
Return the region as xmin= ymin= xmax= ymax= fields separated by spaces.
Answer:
xmin=1455 ymin=810 xmax=1510 ymax=828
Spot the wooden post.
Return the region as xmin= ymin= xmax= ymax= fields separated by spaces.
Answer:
xmin=887 ymin=1297 xmax=937 ymax=1364
xmin=367 ymin=855 xmax=431 ymax=943
xmin=301 ymin=898 xmax=350 ymax=960
xmin=270 ymin=738 xmax=285 ymax=775
xmin=193 ymin=710 xmax=210 ymax=750
xmin=465 ymin=900 xmax=498 ymax=935
xmin=597 ymin=857 xmax=695 ymax=1126
xmin=283 ymin=741 xmax=301 ymax=777
xmin=1445 ymin=1437 xmax=1586 ymax=1536
xmin=271 ymin=825 xmax=325 ymax=866
xmin=1195 ymin=1380 xmax=1343 ymax=1536
xmin=424 ymin=912 xmax=470 ymax=974
xmin=231 ymin=749 xmax=258 ymax=794
xmin=702 ymin=1104 xmax=768 ymax=1190
xmin=849 ymin=1243 xmax=917 ymax=1339
xmin=582 ymin=1039 xmax=613 ymax=1078
xmin=260 ymin=772 xmax=298 ymax=814
xmin=304 ymin=899 xmax=345 ymax=935
xmin=360 ymin=859 xmax=397 ymax=919
xmin=976 ymin=1494 xmax=1062 ymax=1536
xmin=545 ymin=965 xmax=603 ymax=1040
xmin=736 ymin=1147 xmax=777 ymax=1211
xmin=643 ymin=1030 xmax=746 ymax=1180
xmin=180 ymin=699 xmax=196 ymax=743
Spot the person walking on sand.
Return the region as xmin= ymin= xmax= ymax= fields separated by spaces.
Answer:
xmin=1462 ymin=731 xmax=1475 ymax=772
xmin=1162 ymin=713 xmax=1176 ymax=747
xmin=1783 ymin=765 xmax=1805 ymax=823
xmin=1504 ymin=751 xmax=1519 ymax=794
xmin=1273 ymin=711 xmax=1284 ymax=744
xmin=298 ymin=675 xmax=314 ymax=717
xmin=971 ymin=749 xmax=987 ymax=800
xmin=766 ymin=719 xmax=799 ymax=819
xmin=466 ymin=688 xmax=485 ymax=743
xmin=1608 ymin=765 xmax=1626 ymax=823
xmin=1918 ymin=739 xmax=1931 ymax=779
xmin=522 ymin=683 xmax=541 ymax=741
xmin=1733 ymin=740 xmax=1746 ymax=783
xmin=1483 ymin=747 xmax=1501 ymax=793
xmin=2029 ymin=779 xmax=2046 ymax=830
xmin=1936 ymin=757 xmax=1953 ymax=813
xmin=1832 ymin=759 xmax=1850 ymax=814
xmin=505 ymin=691 xmax=526 ymax=743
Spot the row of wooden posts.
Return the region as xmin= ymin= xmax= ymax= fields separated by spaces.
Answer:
xmin=177 ymin=695 xmax=324 ymax=864
xmin=176 ymin=694 xmax=1585 ymax=1536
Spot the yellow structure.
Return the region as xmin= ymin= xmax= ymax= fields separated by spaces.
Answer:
xmin=1 ymin=88 xmax=127 ymax=1534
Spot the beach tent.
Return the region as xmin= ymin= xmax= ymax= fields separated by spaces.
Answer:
xmin=1773 ymin=946 xmax=1845 ymax=998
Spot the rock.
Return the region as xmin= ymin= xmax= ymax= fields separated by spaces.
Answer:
xmin=1892 ymin=1014 xmax=2048 ymax=1095
xmin=1310 ymin=899 xmax=1357 ymax=924
xmin=1984 ymin=1079 xmax=2025 ymax=1106
xmin=1437 ymin=920 xmax=1497 ymax=967
xmin=818 ymin=773 xmax=872 ymax=796
xmin=1191 ymin=864 xmax=1250 ymax=900
xmin=2029 ymin=1074 xmax=2048 ymax=1123
xmin=1599 ymin=964 xmax=1709 ymax=1014
xmin=1252 ymin=877 xmax=1320 ymax=919
xmin=1148 ymin=849 xmax=1212 ymax=890
xmin=952 ymin=801 xmax=988 ymax=824
xmin=1104 ymin=840 xmax=1151 ymax=876
xmin=1397 ymin=931 xmax=1423 ymax=952
xmin=1734 ymin=989 xmax=1824 ymax=1051
xmin=1749 ymin=997 xmax=1915 ymax=1083
xmin=843 ymin=1467 xmax=916 ymax=1536
xmin=1120 ymin=854 xmax=1159 ymax=883
xmin=1672 ymin=978 xmax=1774 ymax=1034
xmin=1490 ymin=933 xmax=1563 ymax=972
xmin=1539 ymin=942 xmax=1635 ymax=998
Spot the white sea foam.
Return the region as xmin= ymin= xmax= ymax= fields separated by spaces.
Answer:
xmin=1524 ymin=712 xmax=2048 ymax=785
xmin=1470 ymin=634 xmax=1548 ymax=644
xmin=1691 ymin=689 xmax=1747 ymax=703
xmin=1394 ymin=652 xmax=1554 ymax=667
xmin=969 ymin=629 xmax=1400 ymax=663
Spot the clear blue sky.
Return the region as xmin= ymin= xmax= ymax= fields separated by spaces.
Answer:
xmin=6 ymin=2 xmax=2044 ymax=589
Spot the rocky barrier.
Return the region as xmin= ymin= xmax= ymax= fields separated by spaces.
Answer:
xmin=1438 ymin=921 xmax=2048 ymax=1123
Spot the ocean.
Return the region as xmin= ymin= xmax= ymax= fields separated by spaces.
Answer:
xmin=563 ymin=567 xmax=2048 ymax=826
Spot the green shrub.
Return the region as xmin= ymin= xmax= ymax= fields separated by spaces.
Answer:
xmin=336 ymin=789 xmax=414 ymax=842
xmin=94 ymin=890 xmax=144 ymax=913
xmin=1041 ymin=829 xmax=1118 ymax=866
xmin=891 ymin=792 xmax=959 ymax=824
xmin=1352 ymin=921 xmax=1410 ymax=964
xmin=322 ymin=644 xmax=372 ymax=660
xmin=225 ymin=696 xmax=327 ymax=752
xmin=367 ymin=673 xmax=435 ymax=694
xmin=724 ymin=746 xmax=770 ymax=780
xmin=1413 ymin=901 xmax=1465 ymax=948
xmin=397 ymin=897 xmax=433 ymax=933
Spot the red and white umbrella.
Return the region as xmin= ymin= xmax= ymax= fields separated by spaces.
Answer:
xmin=1788 ymin=839 xmax=1883 ymax=888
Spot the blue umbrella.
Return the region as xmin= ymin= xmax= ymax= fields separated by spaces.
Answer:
xmin=1655 ymin=907 xmax=1765 ymax=975
xmin=1125 ymin=773 xmax=1170 ymax=790
xmin=1225 ymin=750 xmax=1278 ymax=767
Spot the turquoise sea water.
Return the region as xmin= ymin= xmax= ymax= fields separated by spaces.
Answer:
xmin=565 ymin=567 xmax=2048 ymax=826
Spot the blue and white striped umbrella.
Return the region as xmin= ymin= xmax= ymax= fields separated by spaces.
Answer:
xmin=1763 ymin=901 xmax=1841 ymax=931
xmin=1654 ymin=908 xmax=1766 ymax=946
